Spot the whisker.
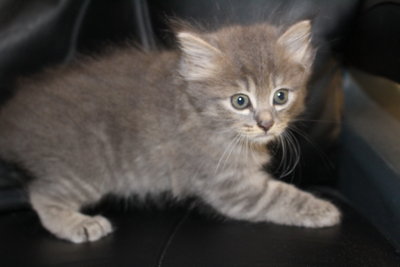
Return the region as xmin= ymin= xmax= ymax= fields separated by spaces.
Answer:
xmin=292 ymin=118 xmax=337 ymax=124
xmin=288 ymin=125 xmax=334 ymax=170
xmin=276 ymin=130 xmax=300 ymax=179
xmin=282 ymin=130 xmax=300 ymax=179
xmin=245 ymin=134 xmax=249 ymax=164
xmin=279 ymin=132 xmax=291 ymax=178
xmin=215 ymin=134 xmax=240 ymax=174
xmin=220 ymin=134 xmax=243 ymax=172
xmin=277 ymin=135 xmax=286 ymax=174
xmin=215 ymin=133 xmax=240 ymax=174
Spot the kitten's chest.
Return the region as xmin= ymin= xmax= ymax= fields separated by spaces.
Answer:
xmin=110 ymin=126 xmax=270 ymax=197
xmin=207 ymin=135 xmax=270 ymax=169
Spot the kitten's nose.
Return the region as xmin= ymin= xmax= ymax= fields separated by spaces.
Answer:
xmin=257 ymin=120 xmax=274 ymax=132
xmin=255 ymin=111 xmax=274 ymax=132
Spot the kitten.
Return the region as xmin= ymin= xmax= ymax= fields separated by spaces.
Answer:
xmin=0 ymin=20 xmax=340 ymax=243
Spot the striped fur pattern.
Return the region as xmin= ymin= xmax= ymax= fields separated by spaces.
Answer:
xmin=0 ymin=20 xmax=340 ymax=243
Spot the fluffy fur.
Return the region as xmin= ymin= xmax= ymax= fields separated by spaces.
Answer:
xmin=0 ymin=20 xmax=340 ymax=243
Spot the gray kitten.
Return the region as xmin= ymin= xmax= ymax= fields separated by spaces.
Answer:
xmin=0 ymin=20 xmax=340 ymax=243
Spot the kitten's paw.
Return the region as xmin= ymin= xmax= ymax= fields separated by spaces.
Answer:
xmin=295 ymin=198 xmax=341 ymax=228
xmin=67 ymin=215 xmax=113 ymax=243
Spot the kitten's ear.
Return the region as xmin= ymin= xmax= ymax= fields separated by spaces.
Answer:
xmin=177 ymin=32 xmax=222 ymax=81
xmin=278 ymin=20 xmax=315 ymax=67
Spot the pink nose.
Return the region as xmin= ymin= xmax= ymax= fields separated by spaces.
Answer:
xmin=257 ymin=120 xmax=274 ymax=132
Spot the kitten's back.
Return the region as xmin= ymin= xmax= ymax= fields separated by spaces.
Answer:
xmin=0 ymin=47 xmax=180 ymax=166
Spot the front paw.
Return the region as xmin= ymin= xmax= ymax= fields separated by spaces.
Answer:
xmin=55 ymin=215 xmax=113 ymax=243
xmin=294 ymin=197 xmax=341 ymax=228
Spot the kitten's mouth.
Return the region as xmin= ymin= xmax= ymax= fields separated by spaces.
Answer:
xmin=240 ymin=127 xmax=277 ymax=144
xmin=250 ymin=133 xmax=276 ymax=144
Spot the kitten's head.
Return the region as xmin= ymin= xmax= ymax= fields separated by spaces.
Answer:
xmin=177 ymin=20 xmax=315 ymax=144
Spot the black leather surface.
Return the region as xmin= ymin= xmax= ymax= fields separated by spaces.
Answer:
xmin=0 ymin=0 xmax=90 ymax=103
xmin=0 ymin=206 xmax=182 ymax=267
xmin=345 ymin=0 xmax=400 ymax=83
xmin=0 ymin=189 xmax=399 ymax=267
xmin=0 ymin=0 xmax=155 ymax=104
xmin=76 ymin=0 xmax=156 ymax=53
xmin=1 ymin=1 xmax=399 ymax=266
xmin=339 ymin=73 xmax=400 ymax=251
xmin=148 ymin=0 xmax=360 ymax=50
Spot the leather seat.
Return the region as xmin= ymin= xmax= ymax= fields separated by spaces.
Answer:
xmin=0 ymin=1 xmax=399 ymax=266
xmin=0 ymin=188 xmax=399 ymax=266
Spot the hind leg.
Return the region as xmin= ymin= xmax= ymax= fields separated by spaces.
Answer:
xmin=29 ymin=180 xmax=113 ymax=243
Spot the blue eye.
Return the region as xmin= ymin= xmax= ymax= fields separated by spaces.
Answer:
xmin=231 ymin=94 xmax=251 ymax=110
xmin=273 ymin=89 xmax=289 ymax=105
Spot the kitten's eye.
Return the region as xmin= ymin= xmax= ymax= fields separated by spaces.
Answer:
xmin=231 ymin=94 xmax=251 ymax=110
xmin=273 ymin=89 xmax=289 ymax=105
